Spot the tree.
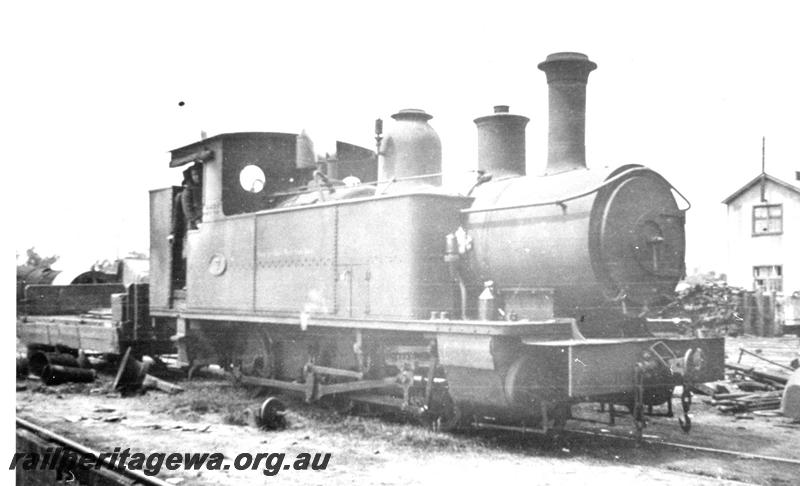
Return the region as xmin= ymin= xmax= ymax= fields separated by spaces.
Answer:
xmin=24 ymin=247 xmax=58 ymax=268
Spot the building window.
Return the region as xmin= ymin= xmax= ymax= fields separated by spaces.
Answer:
xmin=753 ymin=265 xmax=782 ymax=292
xmin=752 ymin=204 xmax=782 ymax=236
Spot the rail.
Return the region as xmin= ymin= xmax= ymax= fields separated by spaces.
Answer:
xmin=16 ymin=416 xmax=173 ymax=486
xmin=472 ymin=420 xmax=800 ymax=467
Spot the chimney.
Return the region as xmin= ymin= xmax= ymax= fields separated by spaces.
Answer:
xmin=474 ymin=105 xmax=530 ymax=177
xmin=538 ymin=52 xmax=597 ymax=174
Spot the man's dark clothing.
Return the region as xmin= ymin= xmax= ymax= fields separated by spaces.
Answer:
xmin=182 ymin=180 xmax=202 ymax=230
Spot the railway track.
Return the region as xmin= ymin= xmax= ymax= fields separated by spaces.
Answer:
xmin=15 ymin=416 xmax=173 ymax=486
xmin=472 ymin=420 xmax=800 ymax=468
xmin=15 ymin=384 xmax=799 ymax=486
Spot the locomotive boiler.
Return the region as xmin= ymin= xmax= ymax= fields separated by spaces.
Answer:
xmin=21 ymin=52 xmax=724 ymax=433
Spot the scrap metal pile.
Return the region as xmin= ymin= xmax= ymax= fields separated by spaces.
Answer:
xmin=16 ymin=346 xmax=183 ymax=395
xmin=650 ymin=282 xmax=742 ymax=335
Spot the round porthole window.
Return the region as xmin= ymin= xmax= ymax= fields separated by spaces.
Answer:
xmin=239 ymin=165 xmax=266 ymax=193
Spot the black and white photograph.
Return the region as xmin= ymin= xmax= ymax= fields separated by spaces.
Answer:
xmin=6 ymin=1 xmax=800 ymax=484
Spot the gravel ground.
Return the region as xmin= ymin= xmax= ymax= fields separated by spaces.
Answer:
xmin=15 ymin=335 xmax=800 ymax=486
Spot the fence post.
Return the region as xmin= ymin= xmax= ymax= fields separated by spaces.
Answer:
xmin=742 ymin=291 xmax=752 ymax=335
xmin=754 ymin=289 xmax=765 ymax=337
xmin=765 ymin=291 xmax=775 ymax=337
xmin=772 ymin=291 xmax=779 ymax=336
xmin=775 ymin=294 xmax=791 ymax=336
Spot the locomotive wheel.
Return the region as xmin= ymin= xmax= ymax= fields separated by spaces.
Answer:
xmin=257 ymin=397 xmax=287 ymax=430
xmin=435 ymin=393 xmax=467 ymax=432
xmin=547 ymin=402 xmax=571 ymax=432
xmin=237 ymin=329 xmax=272 ymax=377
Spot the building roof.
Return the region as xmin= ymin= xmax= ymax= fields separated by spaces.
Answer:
xmin=721 ymin=172 xmax=800 ymax=204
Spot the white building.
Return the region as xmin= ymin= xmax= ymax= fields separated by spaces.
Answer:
xmin=723 ymin=173 xmax=800 ymax=292
xmin=723 ymin=173 xmax=800 ymax=327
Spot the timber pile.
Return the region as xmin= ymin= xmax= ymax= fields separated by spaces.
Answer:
xmin=711 ymin=390 xmax=783 ymax=414
xmin=708 ymin=362 xmax=791 ymax=414
xmin=650 ymin=283 xmax=742 ymax=335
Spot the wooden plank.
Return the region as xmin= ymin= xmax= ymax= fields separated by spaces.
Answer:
xmin=18 ymin=319 xmax=120 ymax=354
xmin=22 ymin=284 xmax=124 ymax=315
xmin=726 ymin=335 xmax=800 ymax=375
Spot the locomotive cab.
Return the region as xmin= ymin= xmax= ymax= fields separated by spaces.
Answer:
xmin=150 ymin=132 xmax=322 ymax=307
xmin=150 ymin=131 xmax=390 ymax=312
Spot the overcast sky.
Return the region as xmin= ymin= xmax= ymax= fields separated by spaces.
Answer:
xmin=6 ymin=1 xmax=799 ymax=275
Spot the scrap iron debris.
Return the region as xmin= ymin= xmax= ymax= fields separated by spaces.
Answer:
xmin=704 ymin=356 xmax=797 ymax=416
xmin=650 ymin=282 xmax=740 ymax=335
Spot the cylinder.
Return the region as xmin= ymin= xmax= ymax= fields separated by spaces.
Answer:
xmin=537 ymin=52 xmax=597 ymax=174
xmin=28 ymin=351 xmax=80 ymax=377
xmin=379 ymin=109 xmax=442 ymax=186
xmin=41 ymin=365 xmax=96 ymax=386
xmin=474 ymin=105 xmax=530 ymax=177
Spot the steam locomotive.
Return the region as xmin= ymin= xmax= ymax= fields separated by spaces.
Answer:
xmin=20 ymin=52 xmax=724 ymax=432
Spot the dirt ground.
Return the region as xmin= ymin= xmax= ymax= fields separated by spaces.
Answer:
xmin=15 ymin=335 xmax=800 ymax=486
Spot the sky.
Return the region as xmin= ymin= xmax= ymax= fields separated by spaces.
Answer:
xmin=5 ymin=1 xmax=800 ymax=275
